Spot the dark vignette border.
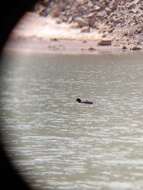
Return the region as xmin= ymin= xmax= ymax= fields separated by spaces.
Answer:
xmin=0 ymin=1 xmax=37 ymax=189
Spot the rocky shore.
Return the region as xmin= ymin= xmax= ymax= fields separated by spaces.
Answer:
xmin=34 ymin=0 xmax=143 ymax=50
xmin=5 ymin=0 xmax=143 ymax=54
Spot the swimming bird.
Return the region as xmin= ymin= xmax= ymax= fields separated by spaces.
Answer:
xmin=76 ymin=98 xmax=93 ymax=104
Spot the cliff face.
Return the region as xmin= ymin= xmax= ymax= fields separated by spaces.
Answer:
xmin=34 ymin=0 xmax=143 ymax=48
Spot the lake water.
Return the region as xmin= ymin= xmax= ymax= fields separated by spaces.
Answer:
xmin=1 ymin=52 xmax=143 ymax=190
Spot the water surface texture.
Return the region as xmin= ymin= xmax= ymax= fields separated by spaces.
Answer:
xmin=1 ymin=53 xmax=143 ymax=190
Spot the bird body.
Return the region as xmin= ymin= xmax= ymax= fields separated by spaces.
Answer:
xmin=76 ymin=98 xmax=93 ymax=104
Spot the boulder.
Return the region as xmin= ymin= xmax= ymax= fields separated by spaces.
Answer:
xmin=98 ymin=39 xmax=112 ymax=46
xmin=130 ymin=46 xmax=142 ymax=50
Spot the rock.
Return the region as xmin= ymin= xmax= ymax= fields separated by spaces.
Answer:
xmin=39 ymin=9 xmax=48 ymax=17
xmin=68 ymin=16 xmax=73 ymax=23
xmin=102 ymin=34 xmax=107 ymax=38
xmin=130 ymin=46 xmax=142 ymax=50
xmin=56 ymin=19 xmax=62 ymax=24
xmin=97 ymin=10 xmax=107 ymax=18
xmin=35 ymin=4 xmax=45 ymax=14
xmin=88 ymin=47 xmax=96 ymax=51
xmin=94 ymin=5 xmax=101 ymax=11
xmin=88 ymin=16 xmax=96 ymax=27
xmin=108 ymin=27 xmax=114 ymax=33
xmin=122 ymin=46 xmax=127 ymax=50
xmin=135 ymin=27 xmax=142 ymax=34
xmin=70 ymin=22 xmax=80 ymax=29
xmin=51 ymin=38 xmax=58 ymax=41
xmin=73 ymin=17 xmax=89 ymax=28
xmin=81 ymin=26 xmax=90 ymax=33
xmin=41 ymin=0 xmax=52 ymax=6
xmin=98 ymin=39 xmax=112 ymax=46
xmin=50 ymin=5 xmax=61 ymax=17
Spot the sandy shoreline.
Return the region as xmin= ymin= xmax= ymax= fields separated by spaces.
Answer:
xmin=5 ymin=36 xmax=125 ymax=55
xmin=4 ymin=13 xmax=143 ymax=55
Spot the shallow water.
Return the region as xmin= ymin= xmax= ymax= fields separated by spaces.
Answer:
xmin=1 ymin=52 xmax=143 ymax=190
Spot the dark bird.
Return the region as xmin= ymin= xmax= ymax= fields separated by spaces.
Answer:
xmin=76 ymin=98 xmax=93 ymax=104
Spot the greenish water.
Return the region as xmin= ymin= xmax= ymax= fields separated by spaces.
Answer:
xmin=1 ymin=52 xmax=143 ymax=190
